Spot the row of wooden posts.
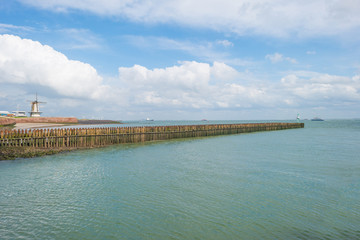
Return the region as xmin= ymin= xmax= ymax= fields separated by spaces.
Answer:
xmin=0 ymin=123 xmax=304 ymax=148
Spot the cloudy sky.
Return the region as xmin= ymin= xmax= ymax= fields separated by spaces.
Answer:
xmin=0 ymin=0 xmax=359 ymax=120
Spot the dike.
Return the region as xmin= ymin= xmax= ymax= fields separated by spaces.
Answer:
xmin=0 ymin=117 xmax=16 ymax=127
xmin=14 ymin=117 xmax=78 ymax=124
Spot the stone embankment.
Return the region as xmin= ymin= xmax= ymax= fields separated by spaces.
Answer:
xmin=14 ymin=117 xmax=78 ymax=124
xmin=0 ymin=117 xmax=16 ymax=126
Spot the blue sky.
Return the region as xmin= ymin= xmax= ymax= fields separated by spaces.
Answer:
xmin=0 ymin=0 xmax=359 ymax=120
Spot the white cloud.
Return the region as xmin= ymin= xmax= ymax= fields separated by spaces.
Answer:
xmin=55 ymin=28 xmax=103 ymax=50
xmin=216 ymin=40 xmax=234 ymax=47
xmin=266 ymin=53 xmax=297 ymax=64
xmin=0 ymin=23 xmax=32 ymax=33
xmin=1 ymin=34 xmax=359 ymax=119
xmin=124 ymin=35 xmax=231 ymax=63
xmin=266 ymin=53 xmax=283 ymax=63
xmin=0 ymin=24 xmax=103 ymax=50
xmin=210 ymin=62 xmax=240 ymax=82
xmin=18 ymin=0 xmax=360 ymax=38
xmin=124 ymin=36 xmax=253 ymax=67
xmin=281 ymin=72 xmax=360 ymax=102
xmin=0 ymin=34 xmax=111 ymax=99
xmin=118 ymin=61 xmax=269 ymax=109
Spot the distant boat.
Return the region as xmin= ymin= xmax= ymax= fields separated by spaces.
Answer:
xmin=146 ymin=118 xmax=154 ymax=121
xmin=201 ymin=119 xmax=207 ymax=121
xmin=311 ymin=117 xmax=324 ymax=121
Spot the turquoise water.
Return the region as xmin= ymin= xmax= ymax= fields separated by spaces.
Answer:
xmin=0 ymin=120 xmax=359 ymax=239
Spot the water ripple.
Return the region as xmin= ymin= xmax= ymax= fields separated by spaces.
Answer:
xmin=0 ymin=120 xmax=359 ymax=239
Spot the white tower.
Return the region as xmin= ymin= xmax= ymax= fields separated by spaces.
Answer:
xmin=28 ymin=94 xmax=46 ymax=117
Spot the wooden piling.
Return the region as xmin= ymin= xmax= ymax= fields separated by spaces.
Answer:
xmin=0 ymin=123 xmax=304 ymax=149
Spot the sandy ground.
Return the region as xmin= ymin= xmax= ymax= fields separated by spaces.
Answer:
xmin=14 ymin=123 xmax=67 ymax=130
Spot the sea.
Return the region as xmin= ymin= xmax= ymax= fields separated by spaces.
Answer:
xmin=0 ymin=120 xmax=359 ymax=239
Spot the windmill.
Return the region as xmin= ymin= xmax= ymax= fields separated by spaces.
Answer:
xmin=28 ymin=93 xmax=46 ymax=117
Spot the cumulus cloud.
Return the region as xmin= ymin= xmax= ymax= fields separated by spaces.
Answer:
xmin=116 ymin=61 xmax=360 ymax=112
xmin=0 ymin=34 xmax=112 ymax=100
xmin=266 ymin=53 xmax=297 ymax=64
xmin=1 ymin=34 xmax=359 ymax=118
xmin=18 ymin=0 xmax=360 ymax=38
xmin=118 ymin=61 xmax=270 ymax=109
xmin=281 ymin=72 xmax=360 ymax=102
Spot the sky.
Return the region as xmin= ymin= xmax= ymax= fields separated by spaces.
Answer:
xmin=0 ymin=0 xmax=359 ymax=120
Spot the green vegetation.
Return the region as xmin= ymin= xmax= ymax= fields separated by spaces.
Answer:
xmin=0 ymin=125 xmax=15 ymax=130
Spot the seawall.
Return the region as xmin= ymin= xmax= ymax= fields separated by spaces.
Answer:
xmin=0 ymin=123 xmax=304 ymax=160
xmin=0 ymin=117 xmax=16 ymax=126
xmin=14 ymin=117 xmax=78 ymax=124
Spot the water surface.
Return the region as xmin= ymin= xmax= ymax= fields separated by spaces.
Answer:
xmin=0 ymin=120 xmax=359 ymax=239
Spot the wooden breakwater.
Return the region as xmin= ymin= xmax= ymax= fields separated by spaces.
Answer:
xmin=0 ymin=123 xmax=303 ymax=149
